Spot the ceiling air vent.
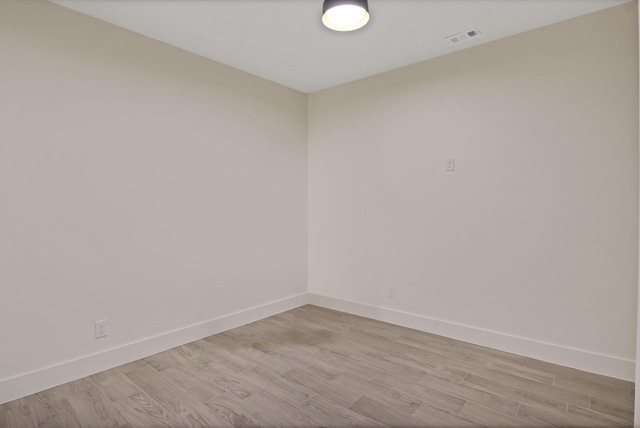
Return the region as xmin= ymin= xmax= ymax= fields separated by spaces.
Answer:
xmin=446 ymin=28 xmax=481 ymax=44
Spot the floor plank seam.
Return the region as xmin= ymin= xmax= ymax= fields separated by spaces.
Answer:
xmin=514 ymin=402 xmax=521 ymax=418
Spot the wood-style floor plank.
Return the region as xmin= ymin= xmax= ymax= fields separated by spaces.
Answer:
xmin=458 ymin=402 xmax=537 ymax=427
xmin=194 ymin=362 xmax=261 ymax=401
xmin=333 ymin=372 xmax=423 ymax=415
xmin=203 ymin=393 xmax=262 ymax=427
xmin=2 ymin=394 xmax=56 ymax=426
xmin=294 ymin=394 xmax=383 ymax=427
xmin=282 ymin=367 xmax=363 ymax=407
xmin=236 ymin=365 xmax=316 ymax=405
xmin=589 ymin=397 xmax=634 ymax=425
xmin=416 ymin=372 xmax=522 ymax=416
xmin=159 ymin=365 xmax=225 ymax=403
xmin=113 ymin=391 xmax=177 ymax=428
xmin=554 ymin=375 xmax=635 ymax=407
xmin=349 ymin=396 xmax=423 ymax=427
xmin=0 ymin=304 xmax=634 ymax=428
xmin=65 ymin=387 xmax=128 ymax=428
xmin=411 ymin=402 xmax=484 ymax=427
xmin=87 ymin=368 xmax=142 ymax=402
xmin=372 ymin=371 xmax=466 ymax=414
xmin=163 ymin=393 xmax=230 ymax=427
xmin=36 ymin=398 xmax=83 ymax=428
xmin=461 ymin=373 xmax=569 ymax=416
xmin=477 ymin=367 xmax=592 ymax=407
xmin=125 ymin=365 xmax=187 ymax=404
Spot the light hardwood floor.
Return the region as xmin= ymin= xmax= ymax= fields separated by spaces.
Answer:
xmin=0 ymin=305 xmax=634 ymax=427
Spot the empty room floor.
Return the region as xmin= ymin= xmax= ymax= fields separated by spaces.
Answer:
xmin=0 ymin=305 xmax=634 ymax=427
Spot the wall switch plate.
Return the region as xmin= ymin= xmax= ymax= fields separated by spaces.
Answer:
xmin=388 ymin=286 xmax=396 ymax=299
xmin=446 ymin=157 xmax=456 ymax=172
xmin=95 ymin=319 xmax=108 ymax=339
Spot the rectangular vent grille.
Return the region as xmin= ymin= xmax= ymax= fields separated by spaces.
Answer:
xmin=446 ymin=28 xmax=481 ymax=44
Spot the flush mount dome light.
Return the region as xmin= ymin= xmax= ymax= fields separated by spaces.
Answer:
xmin=322 ymin=0 xmax=369 ymax=32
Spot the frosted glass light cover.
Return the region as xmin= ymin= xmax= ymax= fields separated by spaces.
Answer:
xmin=322 ymin=4 xmax=369 ymax=31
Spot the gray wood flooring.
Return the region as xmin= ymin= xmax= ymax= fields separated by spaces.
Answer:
xmin=0 ymin=305 xmax=634 ymax=427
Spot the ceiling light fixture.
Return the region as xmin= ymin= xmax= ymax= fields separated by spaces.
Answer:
xmin=322 ymin=0 xmax=370 ymax=32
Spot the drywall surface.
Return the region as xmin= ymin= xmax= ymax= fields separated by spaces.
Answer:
xmin=0 ymin=0 xmax=307 ymax=387
xmin=309 ymin=3 xmax=638 ymax=376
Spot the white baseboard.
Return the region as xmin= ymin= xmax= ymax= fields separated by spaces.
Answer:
xmin=308 ymin=293 xmax=635 ymax=382
xmin=2 ymin=291 xmax=633 ymax=405
xmin=0 ymin=293 xmax=309 ymax=404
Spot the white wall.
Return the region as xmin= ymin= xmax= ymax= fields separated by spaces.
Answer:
xmin=0 ymin=0 xmax=307 ymax=400
xmin=309 ymin=3 xmax=639 ymax=379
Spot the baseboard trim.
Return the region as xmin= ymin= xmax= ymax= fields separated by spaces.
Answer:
xmin=0 ymin=293 xmax=309 ymax=404
xmin=2 ymin=291 xmax=633 ymax=404
xmin=308 ymin=293 xmax=635 ymax=381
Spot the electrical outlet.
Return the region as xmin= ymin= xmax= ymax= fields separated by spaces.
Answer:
xmin=95 ymin=319 xmax=108 ymax=339
xmin=388 ymin=286 xmax=396 ymax=299
xmin=446 ymin=157 xmax=456 ymax=172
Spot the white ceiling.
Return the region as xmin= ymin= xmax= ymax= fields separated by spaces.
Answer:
xmin=50 ymin=0 xmax=631 ymax=93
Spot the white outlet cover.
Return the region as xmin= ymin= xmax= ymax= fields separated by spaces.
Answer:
xmin=95 ymin=319 xmax=108 ymax=339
